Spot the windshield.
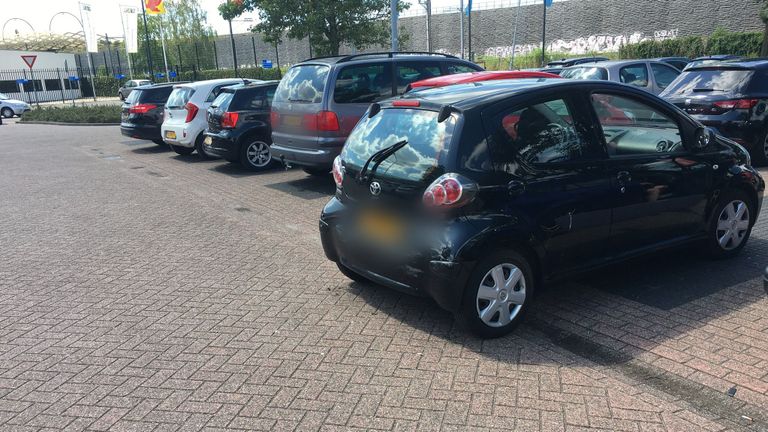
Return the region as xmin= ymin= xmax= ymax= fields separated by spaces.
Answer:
xmin=125 ymin=90 xmax=141 ymax=104
xmin=0 ymin=93 xmax=7 ymax=100
xmin=166 ymin=87 xmax=195 ymax=109
xmin=560 ymin=67 xmax=608 ymax=80
xmin=273 ymin=64 xmax=329 ymax=104
xmin=211 ymin=91 xmax=233 ymax=110
xmin=342 ymin=108 xmax=455 ymax=183
xmin=661 ymin=69 xmax=754 ymax=96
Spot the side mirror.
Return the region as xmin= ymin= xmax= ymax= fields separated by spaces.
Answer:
xmin=507 ymin=180 xmax=525 ymax=196
xmin=694 ymin=127 xmax=715 ymax=150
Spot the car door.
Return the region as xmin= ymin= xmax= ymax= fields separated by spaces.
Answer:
xmin=618 ymin=63 xmax=652 ymax=93
xmin=483 ymin=92 xmax=614 ymax=275
xmin=649 ymin=63 xmax=680 ymax=95
xmin=587 ymin=91 xmax=712 ymax=255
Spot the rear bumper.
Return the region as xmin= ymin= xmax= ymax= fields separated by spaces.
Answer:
xmin=120 ymin=123 xmax=161 ymax=141
xmin=161 ymin=123 xmax=201 ymax=147
xmin=319 ymin=197 xmax=474 ymax=313
xmin=203 ymin=130 xmax=239 ymax=162
xmin=271 ymin=134 xmax=346 ymax=169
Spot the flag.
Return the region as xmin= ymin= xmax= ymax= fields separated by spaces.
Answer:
xmin=465 ymin=0 xmax=472 ymax=16
xmin=79 ymin=3 xmax=98 ymax=53
xmin=145 ymin=0 xmax=166 ymax=15
xmin=545 ymin=0 xmax=554 ymax=7
xmin=121 ymin=6 xmax=138 ymax=53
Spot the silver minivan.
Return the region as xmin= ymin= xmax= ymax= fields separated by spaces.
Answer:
xmin=270 ymin=52 xmax=482 ymax=175
xmin=560 ymin=60 xmax=681 ymax=95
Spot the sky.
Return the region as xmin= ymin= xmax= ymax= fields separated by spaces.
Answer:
xmin=0 ymin=0 xmax=457 ymax=40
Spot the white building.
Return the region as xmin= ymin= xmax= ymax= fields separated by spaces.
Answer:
xmin=0 ymin=50 xmax=83 ymax=102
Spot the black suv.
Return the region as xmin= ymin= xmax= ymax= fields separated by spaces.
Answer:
xmin=120 ymin=82 xmax=180 ymax=145
xmin=203 ymin=81 xmax=279 ymax=171
xmin=661 ymin=59 xmax=768 ymax=164
xmin=270 ymin=52 xmax=482 ymax=175
xmin=321 ymin=79 xmax=763 ymax=338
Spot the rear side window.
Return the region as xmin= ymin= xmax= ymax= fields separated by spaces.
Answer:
xmin=334 ymin=63 xmax=392 ymax=104
xmin=139 ymin=87 xmax=173 ymax=104
xmin=662 ymin=69 xmax=754 ymax=96
xmin=274 ymin=65 xmax=329 ymax=104
xmin=206 ymin=83 xmax=234 ymax=102
xmin=342 ymin=109 xmax=455 ymax=182
xmin=650 ymin=64 xmax=679 ymax=89
xmin=396 ymin=62 xmax=442 ymax=93
xmin=125 ymin=90 xmax=141 ymax=104
xmin=446 ymin=63 xmax=479 ymax=74
xmin=561 ymin=67 xmax=608 ymax=80
xmin=619 ymin=64 xmax=649 ymax=87
xmin=230 ymin=88 xmax=267 ymax=110
xmin=166 ymin=87 xmax=194 ymax=108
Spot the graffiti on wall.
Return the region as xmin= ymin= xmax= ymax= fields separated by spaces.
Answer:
xmin=484 ymin=29 xmax=679 ymax=57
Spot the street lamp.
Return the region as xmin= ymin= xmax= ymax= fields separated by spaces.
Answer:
xmin=417 ymin=0 xmax=432 ymax=52
xmin=1 ymin=18 xmax=35 ymax=41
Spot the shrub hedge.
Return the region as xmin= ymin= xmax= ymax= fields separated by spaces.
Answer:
xmin=20 ymin=105 xmax=121 ymax=124
xmin=619 ymin=29 xmax=762 ymax=59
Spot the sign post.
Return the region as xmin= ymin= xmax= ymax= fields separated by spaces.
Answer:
xmin=20 ymin=55 xmax=40 ymax=107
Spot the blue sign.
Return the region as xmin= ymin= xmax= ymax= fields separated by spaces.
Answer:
xmin=545 ymin=0 xmax=553 ymax=7
xmin=465 ymin=0 xmax=472 ymax=15
xmin=115 ymin=74 xmax=126 ymax=79
xmin=15 ymin=79 xmax=28 ymax=85
xmin=261 ymin=59 xmax=273 ymax=69
xmin=156 ymin=72 xmax=165 ymax=78
xmin=68 ymin=76 xmax=79 ymax=81
xmin=169 ymin=71 xmax=177 ymax=78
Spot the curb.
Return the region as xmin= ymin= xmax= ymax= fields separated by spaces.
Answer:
xmin=18 ymin=121 xmax=120 ymax=127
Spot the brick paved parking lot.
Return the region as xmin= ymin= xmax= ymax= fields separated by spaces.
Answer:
xmin=0 ymin=122 xmax=767 ymax=431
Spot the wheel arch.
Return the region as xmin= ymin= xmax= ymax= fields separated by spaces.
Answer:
xmin=236 ymin=126 xmax=271 ymax=151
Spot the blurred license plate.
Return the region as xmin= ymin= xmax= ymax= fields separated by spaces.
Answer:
xmin=204 ymin=136 xmax=212 ymax=145
xmin=165 ymin=130 xmax=176 ymax=139
xmin=283 ymin=116 xmax=301 ymax=127
xmin=358 ymin=211 xmax=402 ymax=243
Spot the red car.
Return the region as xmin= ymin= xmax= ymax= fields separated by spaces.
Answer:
xmin=406 ymin=70 xmax=561 ymax=92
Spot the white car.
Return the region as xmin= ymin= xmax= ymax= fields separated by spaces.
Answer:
xmin=161 ymin=79 xmax=253 ymax=157
xmin=0 ymin=93 xmax=31 ymax=118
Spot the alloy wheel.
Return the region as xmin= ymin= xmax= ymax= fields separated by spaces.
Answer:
xmin=716 ymin=200 xmax=750 ymax=251
xmin=246 ymin=141 xmax=271 ymax=167
xmin=476 ymin=263 xmax=526 ymax=328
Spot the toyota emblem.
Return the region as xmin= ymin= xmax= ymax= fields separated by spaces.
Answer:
xmin=369 ymin=181 xmax=381 ymax=196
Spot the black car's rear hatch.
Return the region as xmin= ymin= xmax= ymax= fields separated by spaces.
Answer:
xmin=661 ymin=67 xmax=755 ymax=114
xmin=207 ymin=90 xmax=234 ymax=132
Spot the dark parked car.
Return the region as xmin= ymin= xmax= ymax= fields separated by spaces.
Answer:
xmin=661 ymin=59 xmax=768 ymax=164
xmin=203 ymin=81 xmax=279 ymax=171
xmin=320 ymin=79 xmax=763 ymax=338
xmin=120 ymin=82 xmax=179 ymax=145
xmin=684 ymin=55 xmax=743 ymax=71
xmin=652 ymin=57 xmax=689 ymax=71
xmin=539 ymin=56 xmax=609 ymax=74
xmin=270 ymin=52 xmax=483 ymax=175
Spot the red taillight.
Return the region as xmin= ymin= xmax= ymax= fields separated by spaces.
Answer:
xmin=184 ymin=102 xmax=199 ymax=123
xmin=304 ymin=111 xmax=340 ymax=131
xmin=332 ymin=156 xmax=344 ymax=188
xmin=129 ymin=103 xmax=157 ymax=114
xmin=713 ymin=99 xmax=759 ymax=111
xmin=423 ymin=174 xmax=478 ymax=209
xmin=393 ymin=99 xmax=420 ymax=107
xmin=270 ymin=110 xmax=279 ymax=127
xmin=221 ymin=112 xmax=239 ymax=129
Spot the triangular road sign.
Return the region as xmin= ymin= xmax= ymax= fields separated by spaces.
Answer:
xmin=21 ymin=55 xmax=37 ymax=69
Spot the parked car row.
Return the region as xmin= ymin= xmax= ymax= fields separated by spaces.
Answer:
xmin=119 ymin=52 xmax=765 ymax=338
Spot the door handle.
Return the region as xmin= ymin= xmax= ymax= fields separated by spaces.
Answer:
xmin=616 ymin=171 xmax=631 ymax=194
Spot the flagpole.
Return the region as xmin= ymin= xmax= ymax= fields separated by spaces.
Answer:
xmin=541 ymin=0 xmax=547 ymax=67
xmin=510 ymin=0 xmax=521 ymax=69
xmin=140 ymin=0 xmax=154 ymax=79
xmin=119 ymin=6 xmax=134 ymax=79
xmin=78 ymin=2 xmax=97 ymax=101
xmin=159 ymin=14 xmax=170 ymax=82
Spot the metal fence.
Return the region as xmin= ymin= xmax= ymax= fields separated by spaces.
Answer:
xmin=0 ymin=67 xmax=88 ymax=104
xmin=400 ymin=0 xmax=570 ymax=17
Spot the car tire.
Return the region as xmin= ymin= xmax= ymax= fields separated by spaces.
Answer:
xmin=194 ymin=133 xmax=215 ymax=160
xmin=705 ymin=189 xmax=754 ymax=259
xmin=170 ymin=145 xmax=194 ymax=155
xmin=336 ymin=262 xmax=370 ymax=284
xmin=152 ymin=139 xmax=166 ymax=146
xmin=118 ymin=92 xmax=124 ymax=101
xmin=1 ymin=107 xmax=13 ymax=118
xmin=753 ymin=129 xmax=768 ymax=167
xmin=459 ymin=249 xmax=534 ymax=339
xmin=303 ymin=167 xmax=330 ymax=176
xmin=239 ymin=138 xmax=274 ymax=171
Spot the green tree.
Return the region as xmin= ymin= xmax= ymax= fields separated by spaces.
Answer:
xmin=219 ymin=0 xmax=409 ymax=56
xmin=135 ymin=0 xmax=218 ymax=75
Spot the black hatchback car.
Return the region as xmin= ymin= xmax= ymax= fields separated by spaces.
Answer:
xmin=203 ymin=81 xmax=279 ymax=171
xmin=661 ymin=59 xmax=768 ymax=164
xmin=120 ymin=82 xmax=179 ymax=145
xmin=320 ymin=79 xmax=763 ymax=338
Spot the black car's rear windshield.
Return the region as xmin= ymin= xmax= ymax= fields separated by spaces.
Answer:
xmin=341 ymin=108 xmax=456 ymax=183
xmin=560 ymin=67 xmax=608 ymax=80
xmin=274 ymin=64 xmax=329 ymax=104
xmin=211 ymin=91 xmax=234 ymax=110
xmin=662 ymin=68 xmax=754 ymax=96
xmin=131 ymin=87 xmax=173 ymax=104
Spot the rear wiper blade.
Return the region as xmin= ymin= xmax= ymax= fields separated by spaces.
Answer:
xmin=692 ymin=88 xmax=725 ymax=92
xmin=288 ymin=98 xmax=313 ymax=102
xmin=357 ymin=140 xmax=408 ymax=184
